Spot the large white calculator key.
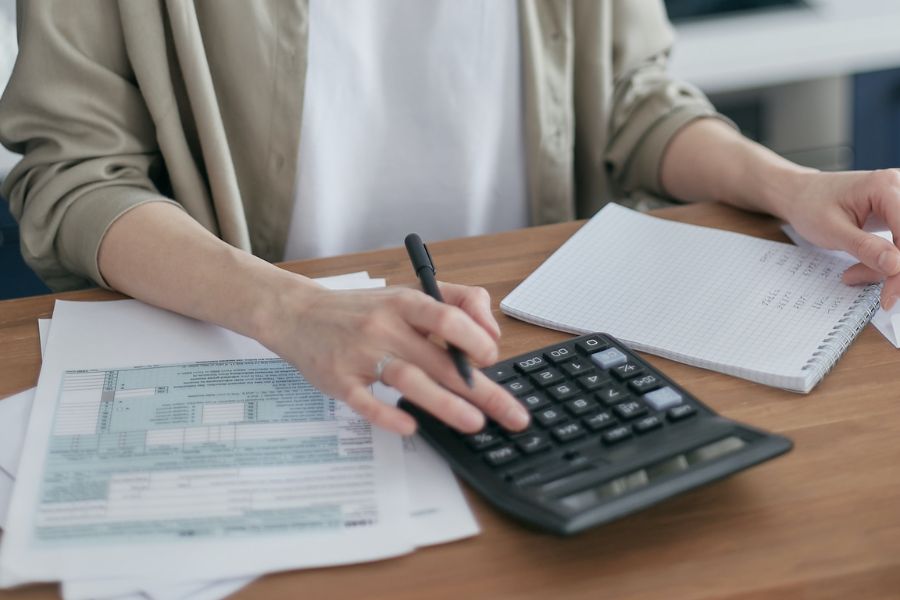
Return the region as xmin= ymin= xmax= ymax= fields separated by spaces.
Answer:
xmin=590 ymin=347 xmax=627 ymax=370
xmin=643 ymin=386 xmax=683 ymax=411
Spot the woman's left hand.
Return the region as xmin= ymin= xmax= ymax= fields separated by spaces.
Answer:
xmin=782 ymin=169 xmax=900 ymax=309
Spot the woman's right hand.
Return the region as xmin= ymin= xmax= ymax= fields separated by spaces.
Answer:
xmin=257 ymin=278 xmax=531 ymax=436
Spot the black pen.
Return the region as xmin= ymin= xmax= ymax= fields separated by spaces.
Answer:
xmin=405 ymin=233 xmax=474 ymax=388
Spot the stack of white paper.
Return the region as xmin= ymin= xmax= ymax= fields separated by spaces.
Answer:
xmin=0 ymin=272 xmax=479 ymax=600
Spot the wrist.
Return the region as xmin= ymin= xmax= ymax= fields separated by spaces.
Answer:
xmin=239 ymin=258 xmax=325 ymax=349
xmin=755 ymin=161 xmax=820 ymax=223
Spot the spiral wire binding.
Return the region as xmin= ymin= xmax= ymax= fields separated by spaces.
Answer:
xmin=802 ymin=283 xmax=882 ymax=383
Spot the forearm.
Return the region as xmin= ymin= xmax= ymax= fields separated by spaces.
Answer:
xmin=659 ymin=118 xmax=818 ymax=220
xmin=96 ymin=201 xmax=527 ymax=435
xmin=97 ymin=202 xmax=316 ymax=343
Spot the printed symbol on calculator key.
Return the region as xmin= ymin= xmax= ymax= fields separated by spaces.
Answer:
xmin=544 ymin=346 xmax=575 ymax=364
xmin=561 ymin=359 xmax=593 ymax=377
xmin=519 ymin=392 xmax=550 ymax=411
xmin=551 ymin=422 xmax=587 ymax=443
xmin=466 ymin=430 xmax=503 ymax=450
xmin=484 ymin=365 xmax=516 ymax=382
xmin=629 ymin=374 xmax=662 ymax=394
xmin=503 ymin=378 xmax=534 ymax=397
xmin=531 ymin=368 xmax=564 ymax=387
xmin=578 ymin=373 xmax=608 ymax=391
xmin=596 ymin=385 xmax=628 ymax=405
xmin=602 ymin=426 xmax=633 ymax=445
xmin=484 ymin=445 xmax=519 ymax=467
xmin=535 ymin=407 xmax=566 ymax=427
xmin=515 ymin=355 xmax=547 ymax=373
xmin=576 ymin=337 xmax=608 ymax=354
xmin=634 ymin=415 xmax=663 ymax=434
xmin=515 ymin=433 xmax=552 ymax=454
xmin=547 ymin=383 xmax=579 ymax=401
xmin=667 ymin=404 xmax=696 ymax=421
xmin=612 ymin=362 xmax=643 ymax=380
xmin=565 ymin=397 xmax=598 ymax=416
xmin=613 ymin=400 xmax=648 ymax=420
xmin=583 ymin=411 xmax=615 ymax=431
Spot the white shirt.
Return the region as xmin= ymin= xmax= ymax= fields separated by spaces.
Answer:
xmin=284 ymin=0 xmax=528 ymax=260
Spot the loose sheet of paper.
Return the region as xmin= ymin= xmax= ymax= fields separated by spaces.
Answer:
xmin=2 ymin=300 xmax=410 ymax=585
xmin=781 ymin=223 xmax=900 ymax=347
xmin=4 ymin=272 xmax=477 ymax=587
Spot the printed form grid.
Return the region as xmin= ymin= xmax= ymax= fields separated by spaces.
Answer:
xmin=502 ymin=204 xmax=875 ymax=391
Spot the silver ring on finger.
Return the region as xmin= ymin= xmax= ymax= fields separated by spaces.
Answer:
xmin=374 ymin=354 xmax=394 ymax=383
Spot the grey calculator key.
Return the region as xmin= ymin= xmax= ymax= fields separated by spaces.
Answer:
xmin=590 ymin=347 xmax=628 ymax=370
xmin=643 ymin=386 xmax=683 ymax=411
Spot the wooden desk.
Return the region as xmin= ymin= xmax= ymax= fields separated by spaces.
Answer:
xmin=1 ymin=203 xmax=898 ymax=599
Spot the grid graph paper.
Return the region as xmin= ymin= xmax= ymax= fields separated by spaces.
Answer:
xmin=501 ymin=204 xmax=879 ymax=392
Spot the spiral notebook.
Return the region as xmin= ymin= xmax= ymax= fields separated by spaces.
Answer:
xmin=501 ymin=203 xmax=881 ymax=393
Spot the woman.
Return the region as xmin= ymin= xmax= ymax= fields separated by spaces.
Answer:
xmin=2 ymin=0 xmax=899 ymax=436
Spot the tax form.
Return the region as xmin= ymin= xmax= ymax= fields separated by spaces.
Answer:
xmin=0 ymin=273 xmax=478 ymax=591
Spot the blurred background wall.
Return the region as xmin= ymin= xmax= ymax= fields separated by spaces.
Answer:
xmin=666 ymin=0 xmax=900 ymax=173
xmin=1 ymin=0 xmax=900 ymax=298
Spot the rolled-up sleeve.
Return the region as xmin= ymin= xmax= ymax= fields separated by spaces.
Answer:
xmin=0 ymin=1 xmax=179 ymax=291
xmin=603 ymin=0 xmax=735 ymax=198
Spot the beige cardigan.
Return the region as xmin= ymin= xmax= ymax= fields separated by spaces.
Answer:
xmin=0 ymin=0 xmax=724 ymax=291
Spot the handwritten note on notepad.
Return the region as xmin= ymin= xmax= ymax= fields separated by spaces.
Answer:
xmin=501 ymin=204 xmax=880 ymax=392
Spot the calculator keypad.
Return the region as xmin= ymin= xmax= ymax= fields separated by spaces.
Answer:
xmin=467 ymin=334 xmax=704 ymax=471
xmin=399 ymin=332 xmax=791 ymax=536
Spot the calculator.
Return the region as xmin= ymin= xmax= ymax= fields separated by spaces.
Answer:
xmin=399 ymin=333 xmax=792 ymax=535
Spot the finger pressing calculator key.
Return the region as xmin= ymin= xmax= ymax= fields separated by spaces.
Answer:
xmin=399 ymin=333 xmax=793 ymax=535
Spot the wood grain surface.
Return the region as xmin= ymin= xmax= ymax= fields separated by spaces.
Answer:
xmin=1 ymin=203 xmax=898 ymax=600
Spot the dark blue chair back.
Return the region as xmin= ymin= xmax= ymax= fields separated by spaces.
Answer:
xmin=0 ymin=197 xmax=51 ymax=299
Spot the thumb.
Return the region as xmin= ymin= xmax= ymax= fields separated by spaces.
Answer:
xmin=835 ymin=223 xmax=900 ymax=278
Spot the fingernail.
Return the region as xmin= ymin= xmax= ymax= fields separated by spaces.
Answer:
xmin=884 ymin=295 xmax=898 ymax=310
xmin=878 ymin=250 xmax=900 ymax=274
xmin=461 ymin=408 xmax=485 ymax=432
